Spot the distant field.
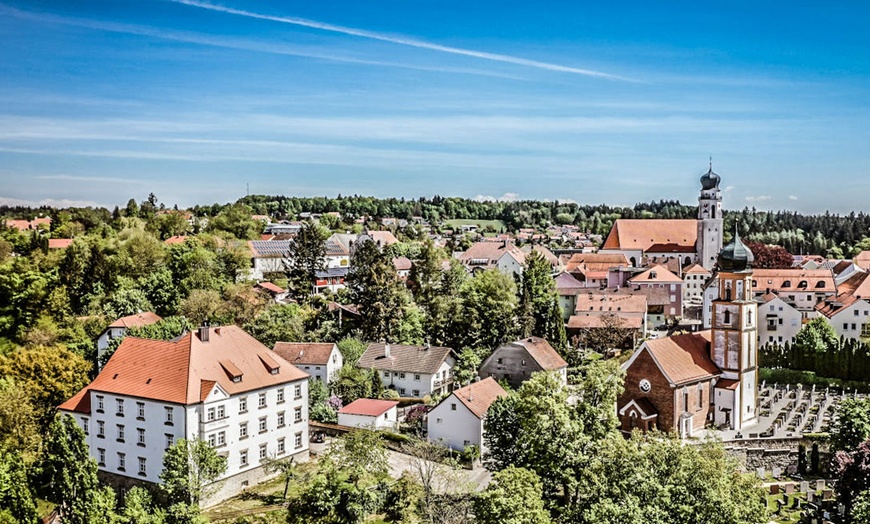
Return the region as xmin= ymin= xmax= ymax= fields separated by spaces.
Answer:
xmin=444 ymin=219 xmax=506 ymax=231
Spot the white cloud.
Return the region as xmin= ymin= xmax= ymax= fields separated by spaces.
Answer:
xmin=37 ymin=174 xmax=142 ymax=184
xmin=723 ymin=185 xmax=735 ymax=193
xmin=0 ymin=195 xmax=98 ymax=207
xmin=744 ymin=195 xmax=772 ymax=202
xmin=169 ymin=0 xmax=632 ymax=80
xmin=788 ymin=195 xmax=799 ymax=200
xmin=474 ymin=192 xmax=521 ymax=203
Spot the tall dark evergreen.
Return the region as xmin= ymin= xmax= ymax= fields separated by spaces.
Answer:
xmin=346 ymin=238 xmax=406 ymax=342
xmin=284 ymin=221 xmax=329 ymax=301
xmin=518 ymin=250 xmax=567 ymax=352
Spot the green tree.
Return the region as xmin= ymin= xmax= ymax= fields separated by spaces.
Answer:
xmin=117 ymin=486 xmax=165 ymax=524
xmin=243 ymin=304 xmax=306 ymax=348
xmin=337 ymin=337 xmax=367 ymax=365
xmin=458 ymin=269 xmax=518 ymax=351
xmin=793 ymin=316 xmax=839 ymax=354
xmin=330 ymin=365 xmax=376 ymax=405
xmin=452 ymin=348 xmax=483 ymax=387
xmin=832 ymin=398 xmax=870 ymax=452
xmin=207 ymin=203 xmax=260 ymax=240
xmin=285 ymin=221 xmax=329 ymax=301
xmin=43 ymin=414 xmax=117 ymax=524
xmin=179 ymin=289 xmax=222 ymax=326
xmin=159 ymin=438 xmax=227 ymax=505
xmin=125 ymin=198 xmax=140 ymax=218
xmin=346 ymin=239 xmax=406 ymax=342
xmin=474 ymin=466 xmax=550 ymax=524
xmin=0 ymin=447 xmax=38 ymax=524
xmin=0 ymin=378 xmax=40 ymax=459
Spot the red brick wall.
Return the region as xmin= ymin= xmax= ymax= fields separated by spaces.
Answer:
xmin=619 ymin=349 xmax=676 ymax=432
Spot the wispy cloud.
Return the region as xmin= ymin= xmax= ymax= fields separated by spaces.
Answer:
xmin=0 ymin=195 xmax=98 ymax=207
xmin=474 ymin=192 xmax=520 ymax=202
xmin=36 ymin=174 xmax=142 ymax=184
xmin=168 ymin=0 xmax=634 ymax=81
xmin=744 ymin=195 xmax=772 ymax=202
xmin=788 ymin=195 xmax=799 ymax=200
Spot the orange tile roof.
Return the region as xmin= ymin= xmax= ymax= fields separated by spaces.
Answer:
xmin=642 ymin=331 xmax=719 ymax=386
xmin=256 ymin=282 xmax=286 ymax=294
xmin=338 ymin=398 xmax=398 ymax=417
xmin=855 ymin=251 xmax=870 ymax=270
xmin=458 ymin=241 xmax=525 ymax=268
xmin=273 ymin=342 xmax=337 ymax=366
xmin=366 ymin=231 xmax=399 ymax=246
xmin=511 ymin=337 xmax=568 ymax=370
xmin=629 ymin=264 xmax=683 ymax=284
xmin=47 ymin=238 xmax=74 ymax=249
xmin=815 ymin=293 xmax=861 ymax=318
xmin=574 ymin=293 xmax=648 ymax=314
xmin=564 ymin=253 xmax=629 ymax=273
xmin=108 ymin=312 xmax=163 ymax=329
xmin=164 ymin=235 xmax=188 ymax=245
xmin=752 ymin=268 xmax=836 ymax=293
xmin=567 ymin=315 xmax=644 ymax=329
xmin=4 ymin=217 xmax=51 ymax=231
xmin=393 ymin=256 xmax=412 ymax=271
xmin=59 ymin=326 xmax=308 ymax=412
xmin=715 ymin=378 xmax=739 ymax=390
xmin=602 ymin=219 xmax=697 ymax=252
xmin=450 ymin=377 xmax=507 ymax=419
xmin=684 ymin=264 xmax=712 ymax=275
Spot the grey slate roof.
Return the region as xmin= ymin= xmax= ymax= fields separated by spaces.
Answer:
xmin=248 ymin=240 xmax=292 ymax=257
xmin=358 ymin=343 xmax=454 ymax=374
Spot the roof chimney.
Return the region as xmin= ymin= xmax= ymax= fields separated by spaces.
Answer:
xmin=199 ymin=325 xmax=210 ymax=343
xmin=384 ymin=343 xmax=391 ymax=358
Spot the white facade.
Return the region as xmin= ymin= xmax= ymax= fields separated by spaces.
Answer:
xmin=427 ymin=396 xmax=484 ymax=452
xmin=380 ymin=359 xmax=454 ymax=398
xmin=496 ymin=252 xmax=524 ymax=277
xmin=296 ymin=346 xmax=344 ymax=384
xmin=338 ymin=408 xmax=397 ymax=431
xmin=758 ymin=296 xmax=803 ymax=347
xmin=65 ymin=379 xmax=309 ymax=499
xmin=250 ymin=257 xmax=285 ymax=281
xmin=97 ymin=326 xmax=128 ymax=356
xmin=828 ymin=299 xmax=870 ymax=340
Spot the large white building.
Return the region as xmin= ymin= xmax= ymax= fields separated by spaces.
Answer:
xmin=358 ymin=343 xmax=455 ymax=398
xmin=427 ymin=377 xmax=507 ymax=453
xmin=757 ymin=293 xmax=803 ymax=347
xmin=60 ymin=325 xmax=310 ymax=505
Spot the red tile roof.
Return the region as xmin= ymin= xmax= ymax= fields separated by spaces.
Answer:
xmin=164 ymin=235 xmax=188 ymax=245
xmin=338 ymin=398 xmax=398 ymax=417
xmin=47 ymin=239 xmax=74 ymax=249
xmin=108 ymin=312 xmax=163 ymax=329
xmin=272 ymin=342 xmax=337 ymax=366
xmin=59 ymin=326 xmax=308 ymax=412
xmin=752 ymin=268 xmax=836 ymax=293
xmin=567 ymin=316 xmax=644 ymax=329
xmin=815 ymin=293 xmax=861 ymax=318
xmin=602 ymin=219 xmax=697 ymax=252
xmin=629 ymin=264 xmax=683 ymax=284
xmin=256 ymin=282 xmax=286 ymax=294
xmin=574 ymin=293 xmax=648 ymax=314
xmin=4 ymin=217 xmax=50 ymax=231
xmin=684 ymin=264 xmax=712 ymax=275
xmin=856 ymin=251 xmax=870 ymax=270
xmin=715 ymin=379 xmax=739 ymax=390
xmin=450 ymin=377 xmax=507 ymax=419
xmin=640 ymin=331 xmax=719 ymax=386
xmin=393 ymin=256 xmax=412 ymax=271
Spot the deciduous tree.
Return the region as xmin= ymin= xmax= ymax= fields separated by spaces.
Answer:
xmin=474 ymin=466 xmax=550 ymax=524
xmin=159 ymin=438 xmax=227 ymax=506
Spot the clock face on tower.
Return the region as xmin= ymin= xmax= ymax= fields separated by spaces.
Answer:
xmin=639 ymin=379 xmax=651 ymax=393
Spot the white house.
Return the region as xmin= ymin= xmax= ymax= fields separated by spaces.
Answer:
xmin=757 ymin=293 xmax=803 ymax=347
xmin=97 ymin=312 xmax=163 ymax=358
xmin=60 ymin=325 xmax=310 ymax=506
xmin=427 ymin=377 xmax=507 ymax=453
xmin=357 ymin=343 xmax=455 ymax=398
xmin=457 ymin=240 xmax=526 ymax=277
xmin=816 ymin=293 xmax=870 ymax=340
xmin=337 ymin=399 xmax=398 ymax=431
xmin=272 ymin=342 xmax=343 ymax=384
xmin=247 ymin=240 xmax=292 ymax=280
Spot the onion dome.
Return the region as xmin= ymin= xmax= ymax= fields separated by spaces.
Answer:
xmin=700 ymin=165 xmax=720 ymax=190
xmin=718 ymin=225 xmax=754 ymax=272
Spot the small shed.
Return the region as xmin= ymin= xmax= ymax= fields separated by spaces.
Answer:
xmin=337 ymin=399 xmax=399 ymax=430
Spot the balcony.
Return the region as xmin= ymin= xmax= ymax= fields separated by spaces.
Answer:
xmin=433 ymin=377 xmax=454 ymax=389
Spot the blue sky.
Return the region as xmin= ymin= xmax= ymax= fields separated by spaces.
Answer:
xmin=1 ymin=1 xmax=869 ymax=212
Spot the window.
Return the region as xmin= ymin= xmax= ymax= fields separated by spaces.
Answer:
xmin=464 ymin=440 xmax=471 ymax=447
xmin=277 ymin=389 xmax=285 ymax=403
xmin=278 ymin=438 xmax=285 ymax=454
xmin=436 ymin=418 xmax=442 ymax=424
xmin=97 ymin=420 xmax=105 ymax=438
xmin=207 ymin=407 xmax=215 ymax=421
xmin=293 ymin=406 xmax=302 ymax=423
xmin=259 ymin=417 xmax=267 ymax=433
xmin=497 ymin=358 xmax=503 ymax=364
xmin=116 ymin=399 xmax=125 ymax=416
xmin=137 ymin=428 xmax=145 ymax=446
xmin=82 ymin=417 xmax=89 ymax=435
xmin=117 ymin=452 xmax=126 ymax=471
xmin=259 ymin=443 xmax=267 ymax=460
xmin=240 ymin=422 xmax=248 ymax=439
xmin=98 ymin=448 xmax=106 ymax=466
xmin=451 ymin=403 xmax=457 ymax=411
xmin=294 ymin=432 xmax=303 ymax=449
xmin=853 ymin=323 xmax=858 ymax=331
xmin=856 ymin=310 xmax=861 ymax=316
xmin=294 ymin=384 xmax=302 ymax=399
xmin=521 ymin=360 xmax=526 ymax=366
xmin=165 ymin=407 xmax=174 ymax=425
xmin=137 ymin=402 xmax=145 ymax=419
xmin=165 ymin=434 xmax=173 ymax=449
xmin=414 ymin=374 xmax=421 ymax=381
xmin=412 ymin=389 xmax=420 ymax=397
xmin=208 ymin=433 xmax=216 ymax=447
xmin=399 ymin=372 xmax=406 ymax=379
xmin=138 ymin=457 xmax=147 ymax=476
xmin=844 ymin=323 xmax=849 ymax=330
xmin=217 ymin=431 xmax=225 ymax=446
xmin=278 ymin=411 xmax=285 ymax=427
xmin=239 ymin=397 xmax=248 ymax=413
xmin=697 ymin=384 xmax=703 ymax=409
xmin=217 ymin=405 xmax=225 ymax=419
xmin=117 ymin=424 xmax=125 ymax=442
xmin=384 ymin=371 xmax=390 ymax=378
xmin=399 ymin=388 xmax=406 ymax=395
xmin=240 ymin=449 xmax=248 ymax=467
xmin=258 ymin=393 xmax=267 ymax=409
xmin=96 ymin=395 xmax=104 ymax=413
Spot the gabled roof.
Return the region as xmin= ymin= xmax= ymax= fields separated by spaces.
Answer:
xmin=504 ymin=337 xmax=568 ymax=370
xmin=752 ymin=268 xmax=836 ymax=293
xmin=256 ymin=281 xmax=286 ymax=295
xmin=629 ymin=264 xmax=683 ymax=284
xmin=393 ymin=256 xmax=412 ymax=271
xmin=564 ymin=253 xmax=629 ymax=275
xmin=574 ymin=293 xmax=647 ymax=314
xmin=458 ymin=241 xmax=525 ymax=268
xmin=554 ymin=272 xmax=585 ymax=294
xmin=358 ymin=343 xmax=454 ymax=374
xmin=448 ymin=377 xmax=507 ymax=419
xmin=856 ymin=251 xmax=870 ymax=270
xmin=59 ymin=326 xmax=308 ymax=413
xmin=684 ymin=263 xmax=712 ymax=275
xmin=815 ymin=293 xmax=862 ymax=318
xmin=627 ymin=331 xmax=719 ymax=386
xmin=108 ymin=312 xmax=163 ymax=329
xmin=602 ymin=219 xmax=697 ymax=252
xmin=272 ymin=342 xmax=337 ymax=366
xmin=247 ymin=240 xmax=292 ymax=258
xmin=567 ymin=315 xmax=644 ymax=329
xmin=839 ymin=271 xmax=870 ymax=299
xmin=4 ymin=217 xmax=50 ymax=231
xmin=366 ymin=231 xmax=399 ymax=247
xmin=520 ymin=245 xmax=560 ymax=267
xmin=618 ymin=397 xmax=658 ymax=419
xmin=48 ymin=239 xmax=74 ymax=249
xmin=338 ymin=398 xmax=398 ymax=417
xmin=164 ymin=235 xmax=188 ymax=245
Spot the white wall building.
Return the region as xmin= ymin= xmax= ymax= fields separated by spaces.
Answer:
xmin=60 ymin=325 xmax=310 ymax=506
xmin=96 ymin=312 xmax=163 ymax=358
xmin=358 ymin=343 xmax=456 ymax=398
xmin=337 ymin=399 xmax=398 ymax=430
xmin=427 ymin=378 xmax=507 ymax=453
xmin=816 ymin=294 xmax=870 ymax=340
xmin=272 ymin=342 xmax=343 ymax=384
xmin=757 ymin=293 xmax=803 ymax=347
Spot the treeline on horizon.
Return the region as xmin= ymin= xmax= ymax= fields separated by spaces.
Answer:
xmin=4 ymin=193 xmax=870 ymax=256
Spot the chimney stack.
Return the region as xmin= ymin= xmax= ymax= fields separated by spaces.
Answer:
xmin=199 ymin=325 xmax=210 ymax=343
xmin=384 ymin=343 xmax=391 ymax=358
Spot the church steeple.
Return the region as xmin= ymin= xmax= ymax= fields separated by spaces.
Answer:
xmin=697 ymin=162 xmax=724 ymax=270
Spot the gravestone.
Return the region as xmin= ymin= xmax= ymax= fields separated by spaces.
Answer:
xmin=807 ymin=491 xmax=814 ymax=503
xmin=824 ymin=489 xmax=834 ymax=500
xmin=769 ymin=484 xmax=780 ymax=495
xmin=785 ymin=483 xmax=794 ymax=494
xmin=801 ymin=481 xmax=809 ymax=493
xmin=773 ymin=466 xmax=782 ymax=478
xmin=816 ymin=480 xmax=826 ymax=491
xmin=756 ymin=467 xmax=765 ymax=478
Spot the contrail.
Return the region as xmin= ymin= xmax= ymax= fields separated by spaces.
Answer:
xmin=168 ymin=0 xmax=632 ymax=81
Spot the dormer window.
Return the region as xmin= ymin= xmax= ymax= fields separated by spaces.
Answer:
xmin=798 ymin=281 xmax=808 ymax=289
xmin=219 ymin=360 xmax=243 ymax=383
xmin=782 ymin=280 xmax=791 ymax=288
xmin=815 ymin=281 xmax=826 ymax=288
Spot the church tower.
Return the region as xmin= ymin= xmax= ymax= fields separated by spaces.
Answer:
xmin=697 ymin=163 xmax=724 ymax=270
xmin=710 ymin=227 xmax=758 ymax=430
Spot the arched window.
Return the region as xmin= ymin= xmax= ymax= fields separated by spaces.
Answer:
xmin=798 ymin=280 xmax=808 ymax=289
xmin=815 ymin=281 xmax=826 ymax=288
xmin=747 ymin=309 xmax=753 ymax=326
xmin=629 ymin=412 xmax=637 ymax=429
xmin=723 ymin=310 xmax=731 ymax=325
